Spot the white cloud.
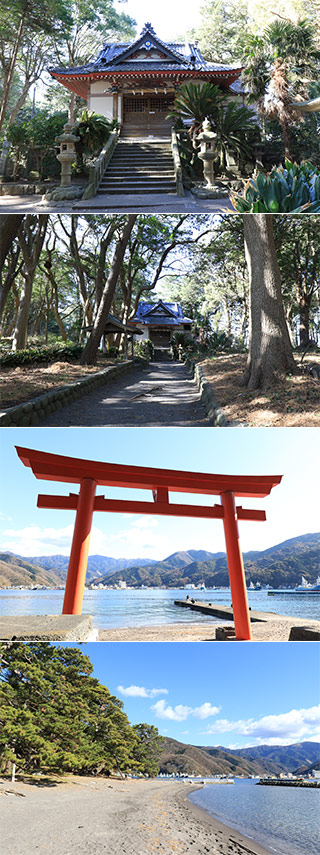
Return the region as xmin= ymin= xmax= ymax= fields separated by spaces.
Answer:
xmin=151 ymin=699 xmax=221 ymax=722
xmin=132 ymin=516 xmax=159 ymax=529
xmin=117 ymin=685 xmax=168 ymax=699
xmin=203 ymin=704 xmax=320 ymax=745
xmin=1 ymin=524 xmax=109 ymax=557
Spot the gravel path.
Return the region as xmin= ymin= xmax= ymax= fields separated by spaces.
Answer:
xmin=40 ymin=361 xmax=209 ymax=426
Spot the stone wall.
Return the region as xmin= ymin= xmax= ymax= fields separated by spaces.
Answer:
xmin=0 ymin=360 xmax=134 ymax=427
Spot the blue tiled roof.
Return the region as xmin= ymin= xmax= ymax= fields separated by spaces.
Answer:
xmin=50 ymin=23 xmax=242 ymax=77
xmin=130 ymin=300 xmax=192 ymax=326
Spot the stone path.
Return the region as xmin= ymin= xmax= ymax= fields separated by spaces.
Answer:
xmin=40 ymin=361 xmax=210 ymax=426
xmin=0 ymin=190 xmax=233 ymax=213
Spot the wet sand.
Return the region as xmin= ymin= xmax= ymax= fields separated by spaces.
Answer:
xmin=98 ymin=614 xmax=320 ymax=641
xmin=0 ymin=776 xmax=273 ymax=855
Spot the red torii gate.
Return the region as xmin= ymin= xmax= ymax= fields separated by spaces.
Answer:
xmin=16 ymin=446 xmax=282 ymax=641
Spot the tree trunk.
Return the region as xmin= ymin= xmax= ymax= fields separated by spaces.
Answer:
xmin=0 ymin=11 xmax=26 ymax=136
xmin=242 ymin=214 xmax=296 ymax=388
xmin=0 ymin=215 xmax=24 ymax=273
xmin=12 ymin=271 xmax=34 ymax=350
xmin=299 ymin=297 xmax=311 ymax=349
xmin=11 ymin=215 xmax=48 ymax=351
xmin=80 ymin=216 xmax=137 ymax=365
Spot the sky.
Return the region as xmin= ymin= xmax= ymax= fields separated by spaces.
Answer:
xmin=0 ymin=427 xmax=319 ymax=559
xmin=59 ymin=642 xmax=320 ymax=749
xmin=114 ymin=0 xmax=202 ymax=40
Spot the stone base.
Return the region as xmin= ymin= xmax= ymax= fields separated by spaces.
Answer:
xmin=289 ymin=625 xmax=320 ymax=641
xmin=0 ymin=182 xmax=55 ymax=196
xmin=216 ymin=626 xmax=237 ymax=640
xmin=42 ymin=185 xmax=84 ymax=203
xmin=0 ymin=614 xmax=95 ymax=642
xmin=191 ymin=185 xmax=229 ymax=199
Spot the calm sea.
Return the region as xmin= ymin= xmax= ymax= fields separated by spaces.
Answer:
xmin=188 ymin=778 xmax=320 ymax=855
xmin=0 ymin=587 xmax=319 ymax=629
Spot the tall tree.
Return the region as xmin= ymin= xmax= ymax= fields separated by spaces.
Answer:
xmin=0 ymin=0 xmax=72 ymax=136
xmin=0 ymin=642 xmax=139 ymax=775
xmin=242 ymin=214 xmax=296 ymax=388
xmin=12 ymin=214 xmax=48 ymax=351
xmin=50 ymin=0 xmax=135 ymax=122
xmin=243 ymin=17 xmax=320 ymax=158
xmin=193 ymin=0 xmax=248 ymax=63
xmin=80 ymin=215 xmax=137 ymax=365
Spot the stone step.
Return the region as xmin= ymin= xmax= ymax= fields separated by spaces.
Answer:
xmin=99 ymin=183 xmax=176 ymax=192
xmin=97 ymin=185 xmax=176 ymax=195
xmin=105 ymin=169 xmax=175 ymax=177
xmin=99 ymin=140 xmax=176 ymax=196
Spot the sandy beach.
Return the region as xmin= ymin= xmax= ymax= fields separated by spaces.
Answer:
xmin=1 ymin=775 xmax=273 ymax=855
xmin=98 ymin=614 xmax=320 ymax=641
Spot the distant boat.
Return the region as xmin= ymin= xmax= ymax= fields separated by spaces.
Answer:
xmin=268 ymin=576 xmax=320 ymax=595
xmin=295 ymin=576 xmax=320 ymax=593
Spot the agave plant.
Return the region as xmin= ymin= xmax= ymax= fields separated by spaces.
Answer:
xmin=231 ymin=160 xmax=320 ymax=213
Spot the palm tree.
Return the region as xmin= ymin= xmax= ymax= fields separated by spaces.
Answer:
xmin=75 ymin=110 xmax=114 ymax=168
xmin=168 ymin=82 xmax=227 ymax=135
xmin=215 ymin=103 xmax=260 ymax=169
xmin=243 ymin=18 xmax=320 ymax=160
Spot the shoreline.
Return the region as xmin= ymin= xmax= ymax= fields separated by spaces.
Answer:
xmin=98 ymin=614 xmax=320 ymax=641
xmin=0 ymin=775 xmax=278 ymax=855
xmin=182 ymin=784 xmax=274 ymax=855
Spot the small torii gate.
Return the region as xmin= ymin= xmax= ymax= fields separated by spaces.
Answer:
xmin=16 ymin=447 xmax=282 ymax=641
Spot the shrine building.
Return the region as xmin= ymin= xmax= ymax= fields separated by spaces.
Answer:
xmin=49 ymin=22 xmax=243 ymax=139
xmin=128 ymin=299 xmax=193 ymax=348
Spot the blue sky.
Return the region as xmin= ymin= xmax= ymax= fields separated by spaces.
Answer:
xmin=61 ymin=642 xmax=320 ymax=749
xmin=0 ymin=427 xmax=319 ymax=558
xmin=114 ymin=0 xmax=201 ymax=39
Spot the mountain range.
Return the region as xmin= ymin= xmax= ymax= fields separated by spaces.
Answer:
xmin=92 ymin=533 xmax=320 ymax=589
xmin=0 ymin=533 xmax=318 ymax=589
xmin=158 ymin=739 xmax=320 ymax=777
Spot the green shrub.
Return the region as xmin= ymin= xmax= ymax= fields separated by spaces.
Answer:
xmin=0 ymin=343 xmax=83 ymax=367
xmin=134 ymin=340 xmax=154 ymax=360
xmin=231 ymin=159 xmax=320 ymax=212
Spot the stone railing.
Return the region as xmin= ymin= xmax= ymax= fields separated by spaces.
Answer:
xmin=171 ymin=128 xmax=184 ymax=197
xmin=82 ymin=129 xmax=119 ymax=199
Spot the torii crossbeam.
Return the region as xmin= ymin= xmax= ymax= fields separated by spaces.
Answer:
xmin=16 ymin=447 xmax=282 ymax=641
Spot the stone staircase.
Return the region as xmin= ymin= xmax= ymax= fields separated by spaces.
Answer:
xmin=97 ymin=139 xmax=177 ymax=195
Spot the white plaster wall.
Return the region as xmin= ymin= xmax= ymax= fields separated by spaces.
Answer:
xmin=89 ymin=93 xmax=114 ymax=121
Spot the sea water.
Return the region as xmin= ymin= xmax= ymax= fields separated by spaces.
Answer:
xmin=188 ymin=778 xmax=320 ymax=855
xmin=0 ymin=587 xmax=319 ymax=629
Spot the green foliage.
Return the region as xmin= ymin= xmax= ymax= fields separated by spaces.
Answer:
xmin=193 ymin=0 xmax=248 ymax=64
xmin=75 ymin=111 xmax=113 ymax=166
xmin=170 ymin=84 xmax=259 ymax=174
xmin=131 ymin=724 xmax=163 ymax=778
xmin=133 ymin=340 xmax=154 ymax=360
xmin=0 ymin=643 xmax=160 ymax=777
xmin=231 ymin=161 xmax=320 ymax=213
xmin=0 ymin=342 xmax=82 ymax=366
xmin=214 ymin=102 xmax=260 ymax=166
xmin=7 ymin=110 xmax=68 ymax=179
xmin=169 ymin=82 xmax=227 ymax=130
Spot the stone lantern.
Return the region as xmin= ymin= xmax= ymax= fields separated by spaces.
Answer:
xmin=197 ymin=118 xmax=218 ymax=189
xmin=56 ymin=122 xmax=80 ymax=187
